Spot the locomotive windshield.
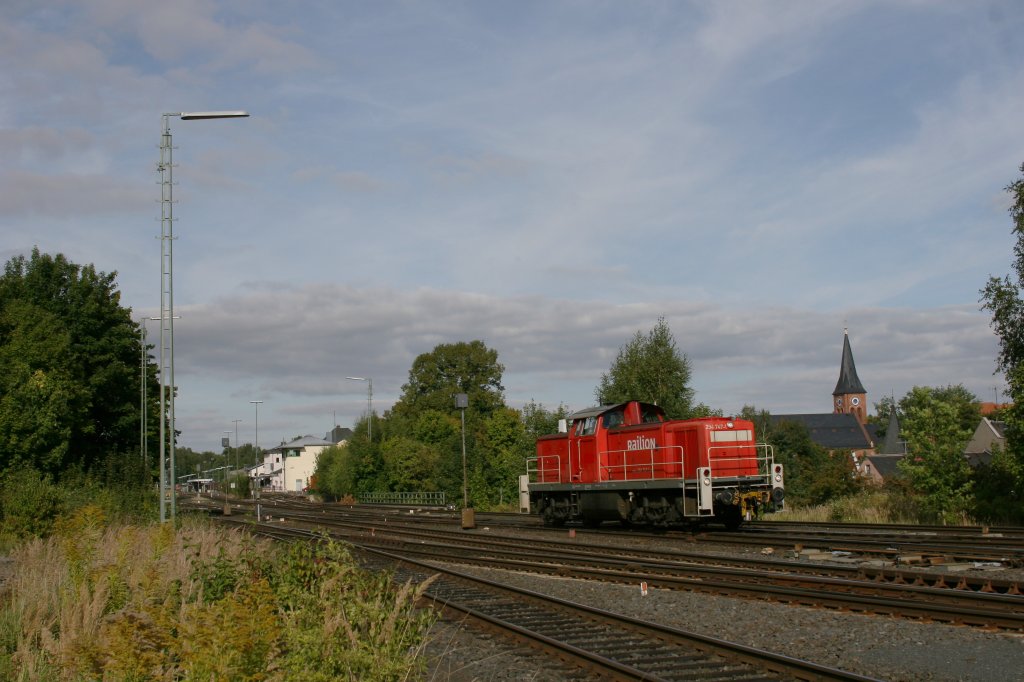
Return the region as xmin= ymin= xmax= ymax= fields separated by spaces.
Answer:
xmin=640 ymin=405 xmax=665 ymax=423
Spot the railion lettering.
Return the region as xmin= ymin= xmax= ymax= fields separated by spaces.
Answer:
xmin=626 ymin=436 xmax=657 ymax=451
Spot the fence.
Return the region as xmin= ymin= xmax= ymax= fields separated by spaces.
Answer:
xmin=357 ymin=491 xmax=447 ymax=506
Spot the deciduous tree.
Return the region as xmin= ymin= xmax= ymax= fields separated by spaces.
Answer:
xmin=897 ymin=387 xmax=974 ymax=523
xmin=980 ymin=162 xmax=1024 ymax=522
xmin=0 ymin=249 xmax=145 ymax=478
xmin=595 ymin=317 xmax=695 ymax=418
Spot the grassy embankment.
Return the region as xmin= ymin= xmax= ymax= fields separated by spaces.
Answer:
xmin=765 ymin=489 xmax=976 ymax=525
xmin=0 ymin=507 xmax=437 ymax=681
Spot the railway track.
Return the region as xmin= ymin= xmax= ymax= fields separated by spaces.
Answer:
xmin=225 ymin=519 xmax=876 ymax=681
xmin=188 ymin=496 xmax=1024 ymax=588
xmin=282 ymin=499 xmax=1024 ymax=566
xmin=184 ymin=497 xmax=1024 ymax=626
xmin=246 ymin=511 xmax=1024 ymax=630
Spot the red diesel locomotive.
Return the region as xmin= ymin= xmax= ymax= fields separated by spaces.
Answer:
xmin=526 ymin=401 xmax=784 ymax=528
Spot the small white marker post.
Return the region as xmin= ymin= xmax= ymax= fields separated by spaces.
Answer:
xmin=640 ymin=581 xmax=648 ymax=596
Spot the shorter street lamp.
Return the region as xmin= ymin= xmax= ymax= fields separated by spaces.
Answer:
xmin=456 ymin=393 xmax=474 ymax=529
xmin=250 ymin=400 xmax=263 ymax=520
xmin=232 ymin=418 xmax=242 ymax=474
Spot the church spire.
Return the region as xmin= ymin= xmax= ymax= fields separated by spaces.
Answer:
xmin=832 ymin=328 xmax=866 ymax=396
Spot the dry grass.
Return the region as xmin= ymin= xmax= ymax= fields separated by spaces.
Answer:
xmin=766 ymin=489 xmax=977 ymax=525
xmin=0 ymin=507 xmax=437 ymax=681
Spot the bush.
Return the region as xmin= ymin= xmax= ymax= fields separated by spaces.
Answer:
xmin=0 ymin=468 xmax=156 ymax=549
xmin=0 ymin=469 xmax=66 ymax=542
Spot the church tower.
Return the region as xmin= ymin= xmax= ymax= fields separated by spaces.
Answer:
xmin=832 ymin=329 xmax=867 ymax=425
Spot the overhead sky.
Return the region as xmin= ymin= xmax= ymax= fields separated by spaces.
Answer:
xmin=3 ymin=1 xmax=1022 ymax=451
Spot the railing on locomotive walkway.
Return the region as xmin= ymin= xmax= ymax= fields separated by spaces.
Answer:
xmin=356 ymin=491 xmax=447 ymax=506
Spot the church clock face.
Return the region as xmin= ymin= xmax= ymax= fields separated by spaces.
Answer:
xmin=835 ymin=397 xmax=843 ymax=407
xmin=851 ymin=397 xmax=861 ymax=406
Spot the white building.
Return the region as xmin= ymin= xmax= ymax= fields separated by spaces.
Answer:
xmin=251 ymin=435 xmax=335 ymax=492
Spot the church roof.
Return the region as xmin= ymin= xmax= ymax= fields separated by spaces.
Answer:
xmin=770 ymin=413 xmax=873 ymax=450
xmin=864 ymin=454 xmax=904 ymax=480
xmin=832 ymin=329 xmax=866 ymax=396
xmin=876 ymin=408 xmax=904 ymax=454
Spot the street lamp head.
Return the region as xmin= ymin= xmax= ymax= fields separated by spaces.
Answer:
xmin=176 ymin=111 xmax=250 ymax=120
xmin=346 ymin=376 xmax=366 ymax=381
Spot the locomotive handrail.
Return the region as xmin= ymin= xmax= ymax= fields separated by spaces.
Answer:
xmin=526 ymin=454 xmax=563 ymax=484
xmin=599 ymin=445 xmax=685 ymax=482
xmin=705 ymin=443 xmax=774 ymax=485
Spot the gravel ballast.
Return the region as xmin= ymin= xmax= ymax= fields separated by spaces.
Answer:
xmin=419 ymin=529 xmax=1024 ymax=681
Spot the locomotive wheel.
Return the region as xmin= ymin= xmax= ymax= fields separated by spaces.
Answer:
xmin=542 ymin=504 xmax=566 ymax=527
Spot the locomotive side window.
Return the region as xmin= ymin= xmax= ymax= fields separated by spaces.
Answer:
xmin=640 ymin=406 xmax=664 ymax=423
xmin=575 ymin=416 xmax=597 ymax=436
xmin=603 ymin=410 xmax=625 ymax=428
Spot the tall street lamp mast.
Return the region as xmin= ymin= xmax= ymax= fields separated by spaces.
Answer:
xmin=250 ymin=400 xmax=263 ymax=463
xmin=345 ymin=376 xmax=373 ymax=441
xmin=158 ymin=110 xmax=248 ymax=523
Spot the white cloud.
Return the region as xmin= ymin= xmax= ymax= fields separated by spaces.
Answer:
xmin=162 ymin=283 xmax=1001 ymax=449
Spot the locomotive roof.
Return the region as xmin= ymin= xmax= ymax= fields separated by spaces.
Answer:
xmin=568 ymin=401 xmax=661 ymax=420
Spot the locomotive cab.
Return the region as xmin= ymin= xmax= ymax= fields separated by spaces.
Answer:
xmin=527 ymin=401 xmax=783 ymax=529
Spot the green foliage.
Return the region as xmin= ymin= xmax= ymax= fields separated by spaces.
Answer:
xmin=380 ymin=437 xmax=441 ymax=491
xmin=897 ymin=387 xmax=975 ymax=523
xmin=979 ymin=161 xmax=1024 ymax=524
xmin=766 ymin=418 xmax=861 ymax=506
xmin=393 ymin=339 xmax=505 ymax=418
xmin=521 ymin=399 xmax=570 ymax=437
xmin=412 ymin=409 xmax=458 ymax=444
xmin=311 ymin=444 xmax=356 ymax=500
xmin=0 ymin=249 xmax=147 ymax=478
xmin=739 ymin=406 xmax=861 ymax=507
xmin=0 ymin=469 xmax=156 ymax=548
xmin=972 ymin=440 xmax=1024 ymax=524
xmin=0 ymin=469 xmax=67 ymax=540
xmin=595 ymin=317 xmax=695 ymax=418
xmin=872 ymin=385 xmax=980 ymax=437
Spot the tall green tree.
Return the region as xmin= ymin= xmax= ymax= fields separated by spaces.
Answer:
xmin=0 ymin=249 xmax=146 ymax=478
xmin=595 ymin=317 xmax=694 ymax=418
xmin=388 ymin=340 xmax=507 ymax=503
xmin=897 ymin=386 xmax=975 ymax=523
xmin=392 ymin=340 xmax=505 ymax=418
xmin=980 ymin=162 xmax=1024 ymax=522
